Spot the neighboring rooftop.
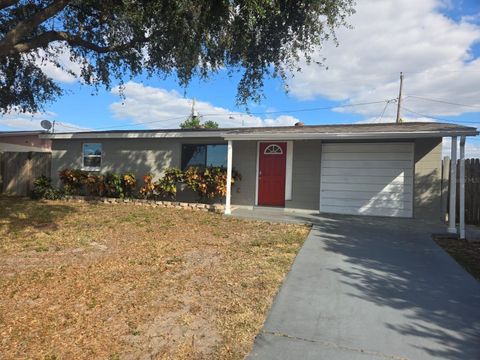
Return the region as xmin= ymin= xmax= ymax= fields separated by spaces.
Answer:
xmin=0 ymin=130 xmax=47 ymax=137
xmin=39 ymin=122 xmax=478 ymax=140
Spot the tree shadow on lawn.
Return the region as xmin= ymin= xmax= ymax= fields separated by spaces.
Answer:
xmin=314 ymin=215 xmax=480 ymax=360
xmin=0 ymin=196 xmax=76 ymax=235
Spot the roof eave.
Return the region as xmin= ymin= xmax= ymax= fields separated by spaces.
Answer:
xmin=223 ymin=130 xmax=479 ymax=141
xmin=40 ymin=128 xmax=479 ymax=140
xmin=40 ymin=131 xmax=227 ymax=140
xmin=1 ymin=131 xmax=46 ymax=137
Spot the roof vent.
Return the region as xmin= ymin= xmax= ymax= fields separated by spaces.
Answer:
xmin=294 ymin=121 xmax=304 ymax=127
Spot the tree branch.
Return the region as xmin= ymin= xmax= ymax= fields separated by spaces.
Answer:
xmin=0 ymin=0 xmax=70 ymax=55
xmin=3 ymin=30 xmax=148 ymax=56
xmin=0 ymin=0 xmax=19 ymax=11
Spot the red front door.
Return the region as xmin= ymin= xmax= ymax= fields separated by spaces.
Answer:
xmin=258 ymin=142 xmax=287 ymax=206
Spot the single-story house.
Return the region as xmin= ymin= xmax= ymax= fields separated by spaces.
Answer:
xmin=41 ymin=122 xmax=478 ymax=232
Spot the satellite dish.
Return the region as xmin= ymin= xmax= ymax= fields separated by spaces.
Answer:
xmin=40 ymin=120 xmax=52 ymax=131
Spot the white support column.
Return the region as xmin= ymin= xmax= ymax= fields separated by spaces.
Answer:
xmin=225 ymin=140 xmax=233 ymax=215
xmin=448 ymin=136 xmax=458 ymax=234
xmin=459 ymin=136 xmax=466 ymax=239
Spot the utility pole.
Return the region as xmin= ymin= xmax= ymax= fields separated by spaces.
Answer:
xmin=191 ymin=98 xmax=198 ymax=119
xmin=396 ymin=72 xmax=404 ymax=123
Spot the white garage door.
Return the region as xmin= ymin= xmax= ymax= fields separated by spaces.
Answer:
xmin=320 ymin=143 xmax=414 ymax=217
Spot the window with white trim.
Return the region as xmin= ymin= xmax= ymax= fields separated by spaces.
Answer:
xmin=264 ymin=144 xmax=283 ymax=155
xmin=83 ymin=143 xmax=102 ymax=170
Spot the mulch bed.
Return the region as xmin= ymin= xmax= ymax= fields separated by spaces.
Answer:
xmin=433 ymin=235 xmax=480 ymax=281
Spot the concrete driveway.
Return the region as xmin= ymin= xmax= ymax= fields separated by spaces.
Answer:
xmin=248 ymin=215 xmax=480 ymax=360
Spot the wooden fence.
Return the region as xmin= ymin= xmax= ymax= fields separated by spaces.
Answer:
xmin=443 ymin=157 xmax=480 ymax=225
xmin=0 ymin=152 xmax=51 ymax=196
xmin=463 ymin=158 xmax=480 ymax=225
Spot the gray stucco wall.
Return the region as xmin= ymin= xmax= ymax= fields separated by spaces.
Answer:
xmin=228 ymin=138 xmax=443 ymax=217
xmin=51 ymin=137 xmax=443 ymax=220
xmin=414 ymin=137 xmax=442 ymax=221
xmin=51 ymin=137 xmax=230 ymax=176
xmin=286 ymin=140 xmax=322 ymax=210
xmin=51 ymin=137 xmax=255 ymax=204
xmin=52 ymin=138 xmax=183 ymax=181
xmin=231 ymin=141 xmax=257 ymax=206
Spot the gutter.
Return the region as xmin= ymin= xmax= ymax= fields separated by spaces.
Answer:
xmin=1 ymin=131 xmax=47 ymax=137
xmin=223 ymin=130 xmax=479 ymax=141
xmin=40 ymin=129 xmax=479 ymax=141
xmin=40 ymin=131 xmax=226 ymax=140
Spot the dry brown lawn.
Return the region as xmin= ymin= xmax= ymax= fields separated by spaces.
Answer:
xmin=0 ymin=196 xmax=309 ymax=360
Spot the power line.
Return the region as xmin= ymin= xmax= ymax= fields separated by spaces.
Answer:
xmin=83 ymin=99 xmax=394 ymax=131
xmin=91 ymin=115 xmax=189 ymax=131
xmin=406 ymin=95 xmax=480 ymax=109
xmin=401 ymin=106 xmax=480 ymax=126
xmin=375 ymin=99 xmax=394 ymax=122
xmin=206 ymin=100 xmax=392 ymax=117
xmin=55 ymin=121 xmax=87 ymax=131
xmin=401 ymin=106 xmax=448 ymax=122
xmin=43 ymin=97 xmax=480 ymax=133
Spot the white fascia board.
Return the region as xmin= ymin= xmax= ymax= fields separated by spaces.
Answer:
xmin=41 ymin=129 xmax=479 ymax=140
xmin=223 ymin=130 xmax=479 ymax=141
xmin=41 ymin=131 xmax=227 ymax=139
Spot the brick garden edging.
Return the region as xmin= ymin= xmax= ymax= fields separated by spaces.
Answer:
xmin=63 ymin=195 xmax=225 ymax=214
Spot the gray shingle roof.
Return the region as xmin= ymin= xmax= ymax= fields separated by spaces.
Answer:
xmin=225 ymin=122 xmax=477 ymax=135
xmin=41 ymin=122 xmax=478 ymax=139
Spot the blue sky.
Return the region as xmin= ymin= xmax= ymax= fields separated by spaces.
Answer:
xmin=2 ymin=0 xmax=480 ymax=153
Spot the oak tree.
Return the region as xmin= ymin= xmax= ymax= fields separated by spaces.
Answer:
xmin=179 ymin=116 xmax=219 ymax=129
xmin=0 ymin=0 xmax=354 ymax=114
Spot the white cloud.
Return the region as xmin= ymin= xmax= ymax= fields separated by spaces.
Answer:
xmin=0 ymin=110 xmax=89 ymax=132
xmin=462 ymin=13 xmax=480 ymax=24
xmin=358 ymin=115 xmax=480 ymax=158
xmin=288 ymin=0 xmax=480 ymax=118
xmin=110 ymin=82 xmax=299 ymax=128
xmin=263 ymin=115 xmax=300 ymax=126
xmin=35 ymin=46 xmax=83 ymax=84
xmin=356 ymin=115 xmax=433 ymax=124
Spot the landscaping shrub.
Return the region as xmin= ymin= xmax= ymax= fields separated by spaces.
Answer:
xmin=122 ymin=172 xmax=136 ymax=198
xmin=84 ymin=174 xmax=106 ymax=197
xmin=31 ymin=176 xmax=63 ymax=200
xmin=139 ymin=169 xmax=182 ymax=200
xmin=155 ymin=168 xmax=183 ymax=200
xmin=59 ymin=169 xmax=136 ymax=198
xmin=104 ymin=173 xmax=123 ymax=198
xmin=58 ymin=169 xmax=87 ymax=195
xmin=183 ymin=166 xmax=241 ymax=201
xmin=56 ymin=167 xmax=241 ymax=202
xmin=139 ymin=174 xmax=156 ymax=199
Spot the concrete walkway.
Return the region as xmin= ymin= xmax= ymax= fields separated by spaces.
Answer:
xmin=247 ymin=214 xmax=480 ymax=360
